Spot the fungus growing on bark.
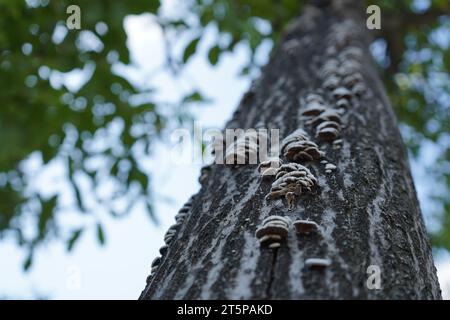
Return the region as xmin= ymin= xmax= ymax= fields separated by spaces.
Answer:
xmin=281 ymin=129 xmax=323 ymax=162
xmin=305 ymin=93 xmax=323 ymax=103
xmin=302 ymin=101 xmax=327 ymax=116
xmin=325 ymin=163 xmax=337 ymax=173
xmin=146 ymin=274 xmax=153 ymax=284
xmin=150 ymin=256 xmax=162 ymax=276
xmin=199 ymin=165 xmax=211 ymax=184
xmin=332 ymin=87 xmax=352 ymax=100
xmin=255 ymin=215 xmax=291 ymax=248
xmin=175 ymin=199 xmax=192 ymax=223
xmin=164 ymin=224 xmax=179 ymax=245
xmin=267 ymin=163 xmax=317 ymax=209
xmin=352 ymin=83 xmax=367 ymax=97
xmin=336 ymin=98 xmax=350 ymax=109
xmin=342 ymin=73 xmax=363 ymax=88
xmin=332 ymin=139 xmax=342 ymax=149
xmin=224 ymin=141 xmax=258 ymax=164
xmin=293 ymin=219 xmax=319 ymax=234
xmin=305 ymin=258 xmax=331 ymax=269
xmin=339 ymin=46 xmax=363 ymax=61
xmin=222 ymin=130 xmax=268 ymax=165
xmin=303 ymin=108 xmax=342 ymax=142
xmin=316 ymin=121 xmax=340 ymax=141
xmin=339 ymin=60 xmax=361 ymax=76
xmin=319 ymin=59 xmax=339 ymax=79
xmin=258 ymin=157 xmax=283 ymax=179
xmin=159 ymin=245 xmax=168 ymax=256
xmin=307 ymin=109 xmax=341 ymax=126
xmin=323 ymin=75 xmax=341 ymax=90
xmin=151 ymin=256 xmax=161 ymax=269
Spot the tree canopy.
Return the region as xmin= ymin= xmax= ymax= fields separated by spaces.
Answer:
xmin=0 ymin=0 xmax=448 ymax=270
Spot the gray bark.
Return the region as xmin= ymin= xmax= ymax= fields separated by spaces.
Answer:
xmin=140 ymin=1 xmax=441 ymax=300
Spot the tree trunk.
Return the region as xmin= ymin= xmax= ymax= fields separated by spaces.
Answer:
xmin=140 ymin=1 xmax=441 ymax=300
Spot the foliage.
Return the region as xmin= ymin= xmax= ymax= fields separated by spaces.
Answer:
xmin=0 ymin=0 xmax=449 ymax=269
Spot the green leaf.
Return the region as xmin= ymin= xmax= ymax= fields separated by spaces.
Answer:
xmin=67 ymin=228 xmax=84 ymax=252
xmin=96 ymin=223 xmax=106 ymax=246
xmin=23 ymin=252 xmax=33 ymax=272
xmin=208 ymin=45 xmax=221 ymax=65
xmin=181 ymin=91 xmax=212 ymax=104
xmin=38 ymin=195 xmax=58 ymax=237
xmin=183 ymin=36 xmax=201 ymax=63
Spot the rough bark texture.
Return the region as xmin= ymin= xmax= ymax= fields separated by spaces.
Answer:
xmin=140 ymin=1 xmax=441 ymax=300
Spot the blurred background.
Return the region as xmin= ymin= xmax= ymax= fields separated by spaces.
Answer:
xmin=0 ymin=0 xmax=449 ymax=299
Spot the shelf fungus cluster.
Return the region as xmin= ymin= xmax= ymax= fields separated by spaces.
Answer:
xmin=218 ymin=130 xmax=267 ymax=165
xmin=267 ymin=163 xmax=317 ymax=210
xmin=293 ymin=219 xmax=319 ymax=234
xmin=258 ymin=157 xmax=283 ymax=179
xmin=320 ymin=45 xmax=367 ymax=100
xmin=301 ymin=93 xmax=342 ymax=142
xmin=255 ymin=215 xmax=291 ymax=249
xmin=280 ymin=128 xmax=324 ymax=162
xmin=146 ymin=197 xmax=193 ymax=284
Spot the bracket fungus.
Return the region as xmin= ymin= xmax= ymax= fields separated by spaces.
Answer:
xmin=305 ymin=258 xmax=331 ymax=269
xmin=150 ymin=256 xmax=162 ymax=276
xmin=199 ymin=165 xmax=211 ymax=184
xmin=258 ymin=157 xmax=283 ymax=179
xmin=280 ymin=129 xmax=324 ymax=162
xmin=325 ymin=163 xmax=337 ymax=174
xmin=302 ymin=100 xmax=327 ymax=116
xmin=175 ymin=199 xmax=192 ymax=223
xmin=151 ymin=256 xmax=161 ymax=269
xmin=339 ymin=60 xmax=361 ymax=76
xmin=304 ymin=108 xmax=342 ymax=142
xmin=305 ymin=93 xmax=323 ymax=103
xmin=319 ymin=59 xmax=340 ymax=79
xmin=342 ymin=73 xmax=363 ymax=88
xmin=336 ymin=98 xmax=350 ymax=110
xmin=223 ymin=130 xmax=266 ymax=165
xmin=159 ymin=245 xmax=168 ymax=256
xmin=339 ymin=46 xmax=363 ymax=61
xmin=323 ymin=75 xmax=340 ymax=90
xmin=352 ymin=82 xmax=367 ymax=97
xmin=267 ymin=163 xmax=317 ymax=209
xmin=164 ymin=224 xmax=179 ymax=245
xmin=255 ymin=215 xmax=291 ymax=249
xmin=293 ymin=219 xmax=319 ymax=234
xmin=332 ymin=87 xmax=352 ymax=100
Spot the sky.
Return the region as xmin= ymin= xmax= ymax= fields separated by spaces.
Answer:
xmin=0 ymin=1 xmax=449 ymax=299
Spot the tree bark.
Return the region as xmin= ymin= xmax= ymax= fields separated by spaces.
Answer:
xmin=140 ymin=1 xmax=441 ymax=300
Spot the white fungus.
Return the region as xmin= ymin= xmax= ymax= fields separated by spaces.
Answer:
xmin=267 ymin=163 xmax=317 ymax=209
xmin=342 ymin=73 xmax=363 ymax=88
xmin=280 ymin=129 xmax=324 ymax=162
xmin=352 ymin=83 xmax=367 ymax=97
xmin=336 ymin=98 xmax=350 ymax=109
xmin=323 ymin=75 xmax=340 ymax=90
xmin=293 ymin=219 xmax=319 ymax=234
xmin=258 ymin=157 xmax=283 ymax=179
xmin=325 ymin=163 xmax=337 ymax=174
xmin=319 ymin=59 xmax=340 ymax=78
xmin=223 ymin=130 xmax=266 ymax=165
xmin=305 ymin=258 xmax=331 ymax=269
xmin=255 ymin=215 xmax=291 ymax=248
xmin=332 ymin=87 xmax=352 ymax=100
